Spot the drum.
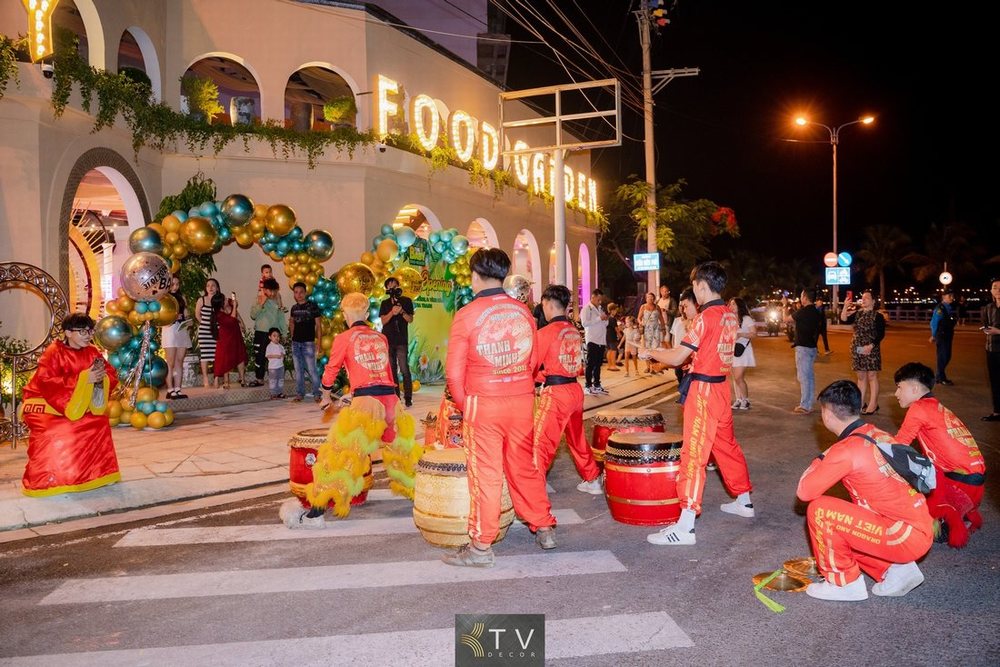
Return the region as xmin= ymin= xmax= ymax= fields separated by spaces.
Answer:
xmin=603 ymin=431 xmax=682 ymax=526
xmin=591 ymin=408 xmax=665 ymax=462
xmin=412 ymin=448 xmax=514 ymax=547
xmin=288 ymin=428 xmax=372 ymax=509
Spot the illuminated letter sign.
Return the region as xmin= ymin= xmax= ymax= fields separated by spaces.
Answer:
xmin=531 ymin=153 xmax=547 ymax=193
xmin=480 ymin=121 xmax=500 ymax=170
xmin=513 ymin=140 xmax=530 ymax=186
xmin=376 ymin=74 xmax=400 ymax=138
xmin=450 ymin=110 xmax=476 ymax=163
xmin=410 ymin=94 xmax=440 ymax=150
xmin=22 ymin=0 xmax=60 ymax=62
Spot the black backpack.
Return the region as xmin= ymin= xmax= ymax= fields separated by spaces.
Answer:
xmin=855 ymin=433 xmax=936 ymax=494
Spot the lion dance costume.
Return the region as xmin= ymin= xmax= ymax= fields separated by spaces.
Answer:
xmin=20 ymin=340 xmax=119 ymax=496
xmin=307 ymin=311 xmax=421 ymax=517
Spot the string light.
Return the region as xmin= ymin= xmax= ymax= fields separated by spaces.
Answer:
xmin=449 ymin=110 xmax=475 ymax=162
xmin=479 ymin=121 xmax=499 ymax=171
xmin=410 ymin=94 xmax=439 ymax=151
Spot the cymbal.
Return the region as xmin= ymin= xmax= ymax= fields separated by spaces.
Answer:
xmin=783 ymin=557 xmax=820 ymax=580
xmin=753 ymin=570 xmax=810 ymax=592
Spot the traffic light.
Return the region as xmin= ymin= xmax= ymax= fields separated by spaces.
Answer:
xmin=650 ymin=0 xmax=670 ymax=27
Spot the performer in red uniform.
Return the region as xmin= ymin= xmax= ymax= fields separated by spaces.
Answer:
xmin=20 ymin=313 xmax=119 ymax=496
xmin=640 ymin=261 xmax=754 ymax=546
xmin=443 ymin=248 xmax=554 ymax=567
xmin=797 ymin=380 xmax=933 ymax=601
xmin=533 ymin=283 xmax=602 ymax=493
xmin=893 ymin=362 xmax=986 ymax=548
xmin=282 ymin=293 xmax=418 ymax=528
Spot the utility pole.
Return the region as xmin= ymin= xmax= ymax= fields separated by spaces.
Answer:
xmin=637 ymin=0 xmax=698 ymax=294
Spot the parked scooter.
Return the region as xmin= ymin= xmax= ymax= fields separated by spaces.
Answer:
xmin=765 ymin=306 xmax=781 ymax=336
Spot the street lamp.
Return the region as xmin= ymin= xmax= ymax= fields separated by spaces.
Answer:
xmin=794 ymin=114 xmax=875 ymax=312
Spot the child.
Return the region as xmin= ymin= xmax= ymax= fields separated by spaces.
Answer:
xmin=265 ymin=327 xmax=286 ymax=398
xmin=893 ymin=362 xmax=986 ymax=548
xmin=258 ymin=264 xmax=284 ymax=310
xmin=622 ymin=315 xmax=641 ymax=376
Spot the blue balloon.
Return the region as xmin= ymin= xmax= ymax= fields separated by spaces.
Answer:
xmin=221 ymin=194 xmax=254 ymax=227
xmin=171 ymin=210 xmax=188 ymax=223
xmin=429 ymin=231 xmax=441 ymax=244
xmin=155 ymin=400 xmax=168 ymax=412
xmin=188 ymin=206 xmax=201 ymax=219
xmin=276 ymin=239 xmax=290 ymax=255
xmin=199 ymin=201 xmax=219 ymax=217
xmin=395 ymin=226 xmax=416 ymax=249
xmin=134 ymin=301 xmax=148 ymax=314
xmin=380 ymin=224 xmax=394 ymax=236
xmin=139 ymin=401 xmax=156 ymax=415
xmin=147 ymin=300 xmax=161 ymax=313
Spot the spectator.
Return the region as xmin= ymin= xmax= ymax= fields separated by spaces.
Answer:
xmin=981 ymin=278 xmax=1000 ymax=421
xmin=658 ymin=284 xmax=678 ymax=330
xmin=788 ymin=289 xmax=824 ymax=414
xmin=957 ymin=295 xmax=968 ymax=326
xmin=580 ymin=289 xmax=609 ymax=395
xmin=638 ymin=292 xmax=666 ymax=374
xmin=814 ymin=296 xmax=832 ymax=355
xmin=249 ymin=278 xmax=287 ymax=387
xmin=929 ymin=289 xmax=957 ymax=385
xmin=161 ymin=274 xmax=191 ymax=399
xmin=194 ymin=278 xmax=221 ymax=388
xmin=729 ymin=297 xmax=756 ymax=410
xmin=840 ymin=290 xmax=886 ymax=415
xmin=605 ymin=303 xmax=621 ymax=372
xmin=621 ymin=315 xmax=641 ymax=377
xmin=265 ymin=327 xmax=286 ymax=399
xmin=289 ymin=282 xmax=322 ymax=402
xmin=668 ymin=288 xmax=697 ymax=387
xmin=210 ymin=293 xmax=247 ymax=389
xmin=379 ymin=276 xmax=415 ymax=407
xmin=533 ymin=300 xmax=548 ymax=329
xmin=258 ymin=264 xmax=284 ymax=310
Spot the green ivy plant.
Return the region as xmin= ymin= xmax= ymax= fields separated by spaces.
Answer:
xmin=0 ymin=326 xmax=30 ymax=406
xmin=180 ymin=73 xmax=223 ymax=121
xmin=322 ymin=95 xmax=357 ymax=124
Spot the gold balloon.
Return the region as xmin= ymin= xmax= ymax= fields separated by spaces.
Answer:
xmin=147 ymin=222 xmax=166 ymax=238
xmin=180 ymin=216 xmax=218 ymax=254
xmin=164 ymin=231 xmax=180 ymax=246
xmin=335 ymin=262 xmax=377 ymax=296
xmin=169 ymin=258 xmax=181 ymax=274
xmin=253 ymin=203 xmax=270 ymax=218
xmin=360 ymin=251 xmax=376 ymax=266
xmin=265 ymin=204 xmax=296 ymax=236
xmin=172 ymin=243 xmax=189 ymax=260
xmin=156 ymin=294 xmax=179 ymax=326
xmin=235 ymin=230 xmax=254 ymax=249
xmin=376 ymin=238 xmax=399 ymax=263
xmin=117 ymin=294 xmax=135 ymax=313
xmin=105 ymin=300 xmax=120 ymax=316
xmin=284 ymin=263 xmax=298 ymax=277
xmin=162 ymin=214 xmax=182 ymax=233
xmin=249 ymin=217 xmax=266 ymax=235
xmin=305 ymin=272 xmax=319 ymax=286
xmin=127 ymin=309 xmax=143 ymax=326
xmin=394 ymin=266 xmax=424 ymax=299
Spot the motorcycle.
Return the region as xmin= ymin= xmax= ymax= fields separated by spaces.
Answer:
xmin=765 ymin=307 xmax=781 ymax=336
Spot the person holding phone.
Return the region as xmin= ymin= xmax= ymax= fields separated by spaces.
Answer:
xmin=840 ymin=290 xmax=886 ymax=415
xmin=981 ymin=278 xmax=1000 ymax=421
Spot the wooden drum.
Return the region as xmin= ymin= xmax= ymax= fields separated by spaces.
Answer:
xmin=289 ymin=428 xmax=372 ymax=509
xmin=604 ymin=431 xmax=682 ymax=526
xmin=591 ymin=408 xmax=665 ymax=462
xmin=412 ymin=448 xmax=514 ymax=548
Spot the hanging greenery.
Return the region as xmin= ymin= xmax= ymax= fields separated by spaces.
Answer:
xmin=322 ymin=95 xmax=357 ymax=124
xmin=179 ymin=73 xmax=224 ymax=121
xmin=0 ymin=34 xmax=27 ymax=101
xmin=154 ymin=174 xmax=218 ymax=309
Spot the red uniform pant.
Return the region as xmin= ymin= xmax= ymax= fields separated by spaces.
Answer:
xmin=677 ymin=381 xmax=752 ymax=514
xmin=464 ymin=394 xmax=555 ymax=544
xmin=533 ymin=384 xmax=600 ymax=482
xmin=807 ymin=496 xmax=933 ymax=586
xmin=926 ymin=469 xmax=985 ymax=547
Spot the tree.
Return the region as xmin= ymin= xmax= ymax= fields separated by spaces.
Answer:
xmin=856 ymin=225 xmax=912 ymax=306
xmin=906 ymin=222 xmax=981 ymax=286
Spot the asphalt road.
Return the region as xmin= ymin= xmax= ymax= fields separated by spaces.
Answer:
xmin=0 ymin=324 xmax=997 ymax=666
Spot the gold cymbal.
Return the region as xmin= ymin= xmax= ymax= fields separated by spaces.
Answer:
xmin=752 ymin=570 xmax=810 ymax=592
xmin=783 ymin=557 xmax=820 ymax=580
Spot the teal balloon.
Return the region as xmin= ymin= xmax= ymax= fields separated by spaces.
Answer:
xmin=450 ymin=234 xmax=469 ymax=254
xmin=305 ymin=230 xmax=335 ymax=261
xmin=147 ymin=300 xmax=161 ymax=313
xmin=144 ymin=356 xmax=168 ymax=387
xmin=171 ymin=210 xmax=188 ymax=223
xmin=128 ymin=227 xmax=163 ymax=255
xmin=199 ymin=201 xmax=219 ymax=217
xmin=155 ymin=400 xmax=168 ymax=412
xmin=429 ymin=231 xmax=441 ymax=244
xmin=134 ymin=300 xmax=148 ymax=315
xmin=139 ymin=401 xmax=156 ymax=415
xmin=380 ymin=224 xmax=394 ymax=236
xmin=221 ymin=194 xmax=254 ymax=227
xmin=395 ymin=226 xmax=416 ymax=249
xmin=94 ymin=316 xmax=132 ymax=351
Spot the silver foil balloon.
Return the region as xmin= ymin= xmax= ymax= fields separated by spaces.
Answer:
xmin=120 ymin=252 xmax=171 ymax=301
xmin=503 ymin=274 xmax=532 ymax=304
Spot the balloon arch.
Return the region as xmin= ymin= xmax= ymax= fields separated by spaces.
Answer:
xmin=94 ymin=194 xmax=477 ymax=427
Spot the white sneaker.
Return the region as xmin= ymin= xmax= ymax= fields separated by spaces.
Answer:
xmin=706 ymin=462 xmax=718 ymax=471
xmin=584 ymin=387 xmax=596 ymax=395
xmin=576 ymin=475 xmax=604 ymax=495
xmin=594 ymin=386 xmax=609 ymax=395
xmin=720 ymin=500 xmax=755 ymax=518
xmin=872 ymin=562 xmax=924 ymax=597
xmin=732 ymin=399 xmax=743 ymax=409
xmin=646 ymin=524 xmax=696 ymax=546
xmin=742 ymin=399 xmax=751 ymax=410
xmin=280 ymin=499 xmax=325 ymax=530
xmin=806 ymin=577 xmax=868 ymax=601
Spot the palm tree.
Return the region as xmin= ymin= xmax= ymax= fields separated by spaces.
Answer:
xmin=856 ymin=225 xmax=912 ymax=307
xmin=906 ymin=222 xmax=981 ymax=285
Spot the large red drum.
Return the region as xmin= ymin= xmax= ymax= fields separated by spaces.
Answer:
xmin=289 ymin=428 xmax=372 ymax=509
xmin=591 ymin=408 xmax=665 ymax=462
xmin=603 ymin=431 xmax=682 ymax=526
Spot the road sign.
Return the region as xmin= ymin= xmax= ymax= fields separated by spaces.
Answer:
xmin=825 ymin=267 xmax=850 ymax=285
xmin=823 ymin=252 xmax=838 ymax=268
xmin=837 ymin=252 xmax=853 ymax=267
xmin=633 ymin=253 xmax=660 ymax=272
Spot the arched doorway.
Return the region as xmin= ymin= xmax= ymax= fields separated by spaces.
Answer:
xmin=285 ymin=64 xmax=359 ymax=131
xmin=578 ymin=242 xmax=592 ymax=311
xmin=117 ymin=27 xmax=162 ymax=102
xmin=53 ymin=0 xmax=105 ymax=69
xmin=547 ymin=243 xmax=574 ymax=293
xmin=512 ymin=229 xmax=541 ymax=303
xmin=466 ymin=218 xmax=498 ymax=249
xmin=393 ymin=205 xmax=442 ymax=240
xmin=182 ymin=54 xmax=262 ymax=125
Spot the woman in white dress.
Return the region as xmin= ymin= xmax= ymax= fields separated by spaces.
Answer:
xmin=161 ymin=275 xmax=192 ymax=399
xmin=729 ymin=297 xmax=756 ymax=410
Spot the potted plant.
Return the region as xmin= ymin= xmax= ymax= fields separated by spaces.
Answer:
xmin=323 ymin=95 xmax=357 ymax=127
xmin=180 ymin=73 xmax=223 ymax=123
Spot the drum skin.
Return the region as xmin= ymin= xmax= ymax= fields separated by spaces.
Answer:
xmin=590 ymin=408 xmax=665 ymax=462
xmin=603 ymin=431 xmax=682 ymax=526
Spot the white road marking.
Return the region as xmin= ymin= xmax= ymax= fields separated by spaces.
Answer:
xmin=0 ymin=612 xmax=692 ymax=666
xmin=39 ymin=550 xmax=626 ymax=605
xmin=113 ymin=509 xmax=585 ymax=547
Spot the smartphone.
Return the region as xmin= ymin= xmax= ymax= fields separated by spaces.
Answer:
xmin=845 ymin=290 xmax=853 ymax=303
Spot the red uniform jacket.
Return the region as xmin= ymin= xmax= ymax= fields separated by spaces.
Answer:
xmin=681 ymin=299 xmax=737 ymax=377
xmin=321 ymin=322 xmax=395 ymax=391
xmin=895 ymin=395 xmax=985 ymax=476
xmin=533 ymin=316 xmax=582 ymax=380
xmin=446 ymin=287 xmax=537 ymax=407
xmin=798 ymin=422 xmax=932 ymax=530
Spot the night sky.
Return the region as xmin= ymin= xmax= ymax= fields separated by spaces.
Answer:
xmin=503 ymin=1 xmax=997 ymax=264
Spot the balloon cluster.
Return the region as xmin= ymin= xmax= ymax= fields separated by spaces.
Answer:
xmin=108 ymin=388 xmax=175 ymax=430
xmin=95 ymin=308 xmax=167 ymax=386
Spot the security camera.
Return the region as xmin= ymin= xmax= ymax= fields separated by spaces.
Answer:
xmin=377 ymin=143 xmax=387 ymax=153
xmin=41 ymin=63 xmax=54 ymax=79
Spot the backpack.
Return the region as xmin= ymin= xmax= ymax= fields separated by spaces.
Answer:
xmin=855 ymin=433 xmax=936 ymax=494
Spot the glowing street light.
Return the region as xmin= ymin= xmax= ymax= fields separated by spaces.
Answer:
xmin=794 ymin=113 xmax=875 ymax=311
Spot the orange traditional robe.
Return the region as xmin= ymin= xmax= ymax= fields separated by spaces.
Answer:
xmin=19 ymin=341 xmax=120 ymax=496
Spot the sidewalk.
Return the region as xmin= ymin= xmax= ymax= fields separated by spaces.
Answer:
xmin=0 ymin=370 xmax=674 ymax=535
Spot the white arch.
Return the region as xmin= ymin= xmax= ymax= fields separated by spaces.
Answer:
xmin=184 ymin=52 xmax=264 ymax=119
xmin=289 ymin=61 xmax=363 ymax=129
xmin=72 ymin=0 xmax=106 ymax=69
xmin=95 ymin=166 xmax=146 ymax=231
xmin=467 ymin=218 xmax=498 ymax=248
xmin=122 ymin=26 xmax=162 ymax=102
xmin=578 ymin=242 xmax=592 ymax=310
xmin=512 ymin=229 xmax=542 ymax=302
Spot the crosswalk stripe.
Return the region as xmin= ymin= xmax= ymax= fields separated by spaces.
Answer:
xmin=113 ymin=509 xmax=585 ymax=547
xmin=39 ymin=550 xmax=626 ymax=605
xmin=0 ymin=612 xmax=692 ymax=665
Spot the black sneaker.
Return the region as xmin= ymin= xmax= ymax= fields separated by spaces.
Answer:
xmin=174 ymin=391 xmax=188 ymax=399
xmin=405 ymin=400 xmax=413 ymax=408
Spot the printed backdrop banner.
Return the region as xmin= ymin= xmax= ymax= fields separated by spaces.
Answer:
xmin=405 ymin=238 xmax=454 ymax=384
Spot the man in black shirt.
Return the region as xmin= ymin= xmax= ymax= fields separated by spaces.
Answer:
xmin=379 ymin=276 xmax=415 ymax=407
xmin=288 ymin=282 xmax=323 ymax=402
xmin=788 ymin=289 xmax=824 ymax=414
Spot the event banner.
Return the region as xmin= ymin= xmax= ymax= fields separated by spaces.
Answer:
xmin=404 ymin=238 xmax=453 ymax=384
